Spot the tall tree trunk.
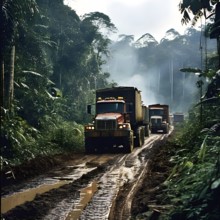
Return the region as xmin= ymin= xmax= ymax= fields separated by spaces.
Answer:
xmin=0 ymin=0 xmax=5 ymax=117
xmin=217 ymin=37 xmax=220 ymax=69
xmin=8 ymin=45 xmax=15 ymax=112
xmin=0 ymin=57 xmax=5 ymax=108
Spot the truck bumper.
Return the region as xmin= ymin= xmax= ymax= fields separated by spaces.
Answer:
xmin=151 ymin=124 xmax=168 ymax=133
xmin=85 ymin=130 xmax=130 ymax=138
xmin=84 ymin=130 xmax=132 ymax=152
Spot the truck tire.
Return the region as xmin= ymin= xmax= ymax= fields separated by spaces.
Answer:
xmin=125 ymin=133 xmax=134 ymax=153
xmin=141 ymin=127 xmax=145 ymax=144
xmin=145 ymin=125 xmax=150 ymax=137
xmin=163 ymin=125 xmax=169 ymax=134
xmin=135 ymin=127 xmax=145 ymax=147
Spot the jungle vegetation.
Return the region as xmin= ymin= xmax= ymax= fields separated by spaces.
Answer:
xmin=1 ymin=0 xmax=117 ymax=165
xmin=159 ymin=1 xmax=220 ymax=219
xmin=0 ymin=0 xmax=220 ymax=218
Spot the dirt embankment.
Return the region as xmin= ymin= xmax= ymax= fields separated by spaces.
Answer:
xmin=1 ymin=134 xmax=176 ymax=219
xmin=130 ymin=139 xmax=175 ymax=219
xmin=1 ymin=153 xmax=83 ymax=188
xmin=108 ymin=136 xmax=175 ymax=220
xmin=108 ymin=135 xmax=176 ymax=220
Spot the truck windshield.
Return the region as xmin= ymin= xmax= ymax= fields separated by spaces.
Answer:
xmin=151 ymin=118 xmax=162 ymax=125
xmin=149 ymin=109 xmax=164 ymax=117
xmin=96 ymin=102 xmax=125 ymax=114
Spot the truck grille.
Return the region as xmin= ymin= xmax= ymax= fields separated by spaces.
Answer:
xmin=96 ymin=120 xmax=117 ymax=130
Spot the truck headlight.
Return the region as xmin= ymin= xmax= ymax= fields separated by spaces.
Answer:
xmin=118 ymin=123 xmax=130 ymax=130
xmin=85 ymin=125 xmax=95 ymax=130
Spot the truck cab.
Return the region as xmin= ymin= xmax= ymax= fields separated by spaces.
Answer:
xmin=150 ymin=115 xmax=168 ymax=133
xmin=84 ymin=87 xmax=148 ymax=154
xmin=149 ymin=104 xmax=169 ymax=134
xmin=84 ymin=96 xmax=133 ymax=153
xmin=86 ymin=97 xmax=130 ymax=130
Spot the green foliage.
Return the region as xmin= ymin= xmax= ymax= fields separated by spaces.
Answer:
xmin=162 ymin=107 xmax=220 ymax=219
xmin=1 ymin=0 xmax=117 ymax=168
xmin=42 ymin=120 xmax=84 ymax=152
xmin=174 ymin=111 xmax=202 ymax=148
xmin=179 ymin=0 xmax=214 ymax=25
xmin=1 ymin=111 xmax=40 ymax=166
xmin=162 ymin=65 xmax=220 ymax=218
xmin=1 ymin=109 xmax=85 ymax=167
xmin=198 ymin=135 xmax=208 ymax=162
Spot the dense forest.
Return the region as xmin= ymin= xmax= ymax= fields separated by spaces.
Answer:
xmin=1 ymin=0 xmax=220 ymax=219
xmin=106 ymin=28 xmax=216 ymax=113
xmin=1 ymin=0 xmax=118 ymax=163
xmin=105 ymin=27 xmax=217 ymax=113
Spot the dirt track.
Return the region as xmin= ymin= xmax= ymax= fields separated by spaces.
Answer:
xmin=1 ymin=132 xmax=173 ymax=220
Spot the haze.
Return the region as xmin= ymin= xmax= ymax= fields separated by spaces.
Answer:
xmin=64 ymin=0 xmax=189 ymax=41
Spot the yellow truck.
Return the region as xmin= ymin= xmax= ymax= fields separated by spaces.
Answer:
xmin=84 ymin=86 xmax=149 ymax=153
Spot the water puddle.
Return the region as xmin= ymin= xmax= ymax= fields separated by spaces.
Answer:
xmin=1 ymin=164 xmax=98 ymax=215
xmin=1 ymin=180 xmax=70 ymax=214
xmin=65 ymin=181 xmax=98 ymax=220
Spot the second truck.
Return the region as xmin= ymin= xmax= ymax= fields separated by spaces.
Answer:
xmin=84 ymin=86 xmax=149 ymax=153
xmin=149 ymin=104 xmax=170 ymax=134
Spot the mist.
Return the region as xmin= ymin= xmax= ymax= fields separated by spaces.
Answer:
xmin=103 ymin=28 xmax=216 ymax=114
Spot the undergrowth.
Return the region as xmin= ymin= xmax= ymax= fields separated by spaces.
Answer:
xmin=161 ymin=117 xmax=220 ymax=219
xmin=0 ymin=112 xmax=84 ymax=169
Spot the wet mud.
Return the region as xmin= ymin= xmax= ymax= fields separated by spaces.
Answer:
xmin=1 ymin=133 xmax=174 ymax=220
xmin=109 ymin=137 xmax=173 ymax=220
xmin=1 ymin=153 xmax=85 ymax=188
xmin=130 ymin=139 xmax=175 ymax=219
xmin=1 ymin=162 xmax=109 ymax=220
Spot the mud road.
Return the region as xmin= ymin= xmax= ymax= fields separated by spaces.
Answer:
xmin=1 ymin=131 xmax=172 ymax=220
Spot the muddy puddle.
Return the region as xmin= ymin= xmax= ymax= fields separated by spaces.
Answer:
xmin=1 ymin=180 xmax=70 ymax=214
xmin=1 ymin=164 xmax=97 ymax=214
xmin=65 ymin=181 xmax=98 ymax=220
xmin=1 ymin=134 xmax=171 ymax=220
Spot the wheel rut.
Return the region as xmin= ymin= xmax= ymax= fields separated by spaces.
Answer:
xmin=1 ymin=133 xmax=171 ymax=220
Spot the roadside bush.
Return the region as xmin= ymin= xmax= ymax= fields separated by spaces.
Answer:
xmin=1 ymin=113 xmax=40 ymax=166
xmin=44 ymin=120 xmax=84 ymax=152
xmin=162 ymin=111 xmax=220 ymax=219
xmin=1 ymin=111 xmax=85 ymax=169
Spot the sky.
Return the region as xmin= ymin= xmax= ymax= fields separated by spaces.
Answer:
xmin=64 ymin=0 xmax=192 ymax=41
xmin=63 ymin=0 xmax=201 ymax=110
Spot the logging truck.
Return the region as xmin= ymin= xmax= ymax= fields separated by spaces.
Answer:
xmin=84 ymin=87 xmax=149 ymax=153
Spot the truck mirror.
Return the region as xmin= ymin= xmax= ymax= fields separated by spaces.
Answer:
xmin=87 ymin=105 xmax=92 ymax=114
xmin=124 ymin=113 xmax=130 ymax=123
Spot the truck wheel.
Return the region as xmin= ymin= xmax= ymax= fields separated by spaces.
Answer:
xmin=163 ymin=125 xmax=168 ymax=134
xmin=145 ymin=125 xmax=150 ymax=137
xmin=141 ymin=127 xmax=145 ymax=145
xmin=135 ymin=127 xmax=144 ymax=147
xmin=125 ymin=133 xmax=134 ymax=153
xmin=135 ymin=129 xmax=140 ymax=147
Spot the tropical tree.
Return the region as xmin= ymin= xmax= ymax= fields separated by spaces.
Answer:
xmin=49 ymin=10 xmax=117 ymax=121
xmin=80 ymin=12 xmax=117 ymax=84
xmin=179 ymin=0 xmax=220 ymax=67
xmin=0 ymin=0 xmax=38 ymax=113
xmin=179 ymin=1 xmax=220 ymax=123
